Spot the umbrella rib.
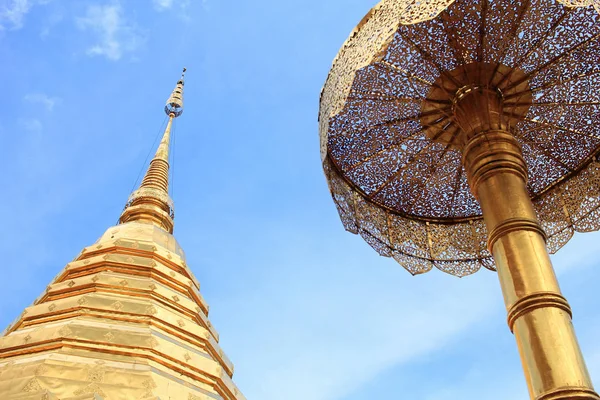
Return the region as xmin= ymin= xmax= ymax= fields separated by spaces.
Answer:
xmin=348 ymin=106 xmax=451 ymax=134
xmin=365 ymin=123 xmax=458 ymax=200
xmin=495 ymin=10 xmax=570 ymax=89
xmin=345 ymin=135 xmax=422 ymax=172
xmin=520 ymin=137 xmax=573 ymax=172
xmin=407 ymin=129 xmax=460 ymax=213
xmin=517 ymin=116 xmax=600 ymax=140
xmin=439 ymin=10 xmax=467 ymax=67
xmin=504 ymin=70 xmax=600 ymax=101
xmin=489 ymin=0 xmax=531 ymax=85
xmin=509 ymin=101 xmax=600 ymax=107
xmin=439 ymin=7 xmax=476 ymax=96
xmin=376 ymin=60 xmax=445 ymax=94
xmin=398 ymin=30 xmax=462 ymax=90
xmin=366 ymin=141 xmax=438 ymax=200
xmin=517 ymin=120 xmax=554 ymax=136
xmin=504 ymin=31 xmax=600 ymax=92
xmin=449 ymin=162 xmax=465 ymax=219
xmin=347 ymin=92 xmax=421 ymax=103
xmin=516 ymin=122 xmax=596 ymax=171
xmin=371 ymin=63 xmax=430 ymax=105
xmin=345 ymin=115 xmax=453 ymax=172
xmin=478 ymin=0 xmax=489 ymax=63
xmin=377 ymin=61 xmax=434 ymax=86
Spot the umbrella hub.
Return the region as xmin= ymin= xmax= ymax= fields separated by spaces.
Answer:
xmin=452 ymin=84 xmax=505 ymax=139
xmin=421 ymin=62 xmax=533 ymax=149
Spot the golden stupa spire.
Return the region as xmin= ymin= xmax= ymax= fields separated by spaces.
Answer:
xmin=0 ymin=69 xmax=246 ymax=400
xmin=119 ymin=68 xmax=186 ymax=233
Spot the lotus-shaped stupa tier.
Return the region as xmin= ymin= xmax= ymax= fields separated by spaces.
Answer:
xmin=319 ymin=0 xmax=600 ymax=277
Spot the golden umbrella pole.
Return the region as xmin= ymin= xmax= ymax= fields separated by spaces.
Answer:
xmin=457 ymin=88 xmax=598 ymax=400
xmin=319 ymin=1 xmax=600 ymax=398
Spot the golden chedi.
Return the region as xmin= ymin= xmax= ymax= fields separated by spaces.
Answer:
xmin=0 ymin=70 xmax=245 ymax=400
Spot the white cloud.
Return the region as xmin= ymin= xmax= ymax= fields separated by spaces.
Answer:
xmin=40 ymin=11 xmax=63 ymax=38
xmin=201 ymin=221 xmax=503 ymax=400
xmin=153 ymin=0 xmax=174 ymax=11
xmin=200 ymin=215 xmax=600 ymax=400
xmin=76 ymin=3 xmax=144 ymax=61
xmin=0 ymin=0 xmax=32 ymax=30
xmin=422 ymin=365 xmax=526 ymax=400
xmin=153 ymin=0 xmax=195 ymax=14
xmin=18 ymin=118 xmax=42 ymax=133
xmin=0 ymin=0 xmax=53 ymax=31
xmin=24 ymin=93 xmax=61 ymax=111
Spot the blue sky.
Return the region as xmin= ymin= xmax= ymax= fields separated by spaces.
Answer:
xmin=1 ymin=1 xmax=599 ymax=399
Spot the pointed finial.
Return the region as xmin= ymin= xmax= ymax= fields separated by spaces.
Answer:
xmin=165 ymin=68 xmax=185 ymax=117
xmin=120 ymin=70 xmax=187 ymax=233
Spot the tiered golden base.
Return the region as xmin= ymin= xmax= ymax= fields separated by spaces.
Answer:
xmin=0 ymin=222 xmax=245 ymax=400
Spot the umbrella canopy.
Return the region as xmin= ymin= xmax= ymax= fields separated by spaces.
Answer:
xmin=319 ymin=0 xmax=600 ymax=276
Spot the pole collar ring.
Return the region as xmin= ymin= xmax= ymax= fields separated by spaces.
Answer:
xmin=487 ymin=218 xmax=547 ymax=251
xmin=536 ymin=386 xmax=600 ymax=400
xmin=507 ymin=292 xmax=572 ymax=333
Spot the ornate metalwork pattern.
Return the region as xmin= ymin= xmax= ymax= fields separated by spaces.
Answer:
xmin=395 ymin=0 xmax=456 ymax=24
xmin=554 ymin=0 xmax=599 ymax=12
xmin=320 ymin=0 xmax=600 ymax=276
xmin=392 ymin=0 xmax=600 ymax=24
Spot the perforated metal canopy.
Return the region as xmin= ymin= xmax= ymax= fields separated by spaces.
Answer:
xmin=319 ymin=0 xmax=600 ymax=276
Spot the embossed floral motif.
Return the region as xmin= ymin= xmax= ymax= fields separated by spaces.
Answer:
xmin=73 ymin=383 xmax=106 ymax=397
xmin=34 ymin=364 xmax=49 ymax=376
xmin=22 ymin=378 xmax=43 ymax=392
xmin=145 ymin=337 xmax=159 ymax=348
xmin=145 ymin=305 xmax=158 ymax=315
xmin=140 ymin=378 xmax=157 ymax=398
xmin=58 ymin=325 xmax=73 ymax=337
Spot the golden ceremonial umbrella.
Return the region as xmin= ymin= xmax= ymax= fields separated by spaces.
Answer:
xmin=319 ymin=1 xmax=600 ymax=399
